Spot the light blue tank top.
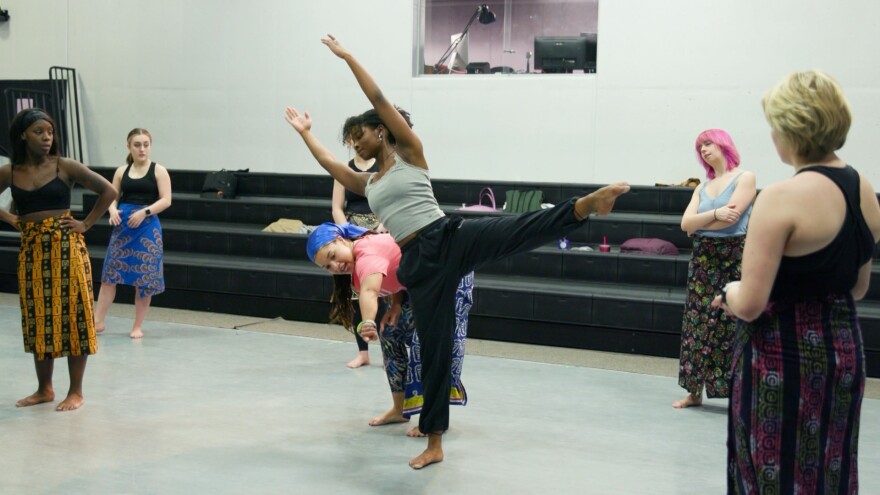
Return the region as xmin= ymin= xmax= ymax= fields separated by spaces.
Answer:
xmin=364 ymin=155 xmax=445 ymax=243
xmin=696 ymin=172 xmax=752 ymax=238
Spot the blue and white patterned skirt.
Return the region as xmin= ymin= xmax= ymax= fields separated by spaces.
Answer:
xmin=100 ymin=203 xmax=165 ymax=298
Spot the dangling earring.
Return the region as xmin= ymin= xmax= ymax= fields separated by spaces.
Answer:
xmin=378 ymin=133 xmax=384 ymax=143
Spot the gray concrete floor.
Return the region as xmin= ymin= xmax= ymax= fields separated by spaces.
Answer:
xmin=0 ymin=294 xmax=878 ymax=494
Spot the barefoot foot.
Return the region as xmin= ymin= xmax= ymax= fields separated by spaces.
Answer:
xmin=95 ymin=323 xmax=105 ymax=334
xmin=409 ymin=447 xmax=444 ymax=470
xmin=130 ymin=328 xmax=143 ymax=339
xmin=672 ymin=393 xmax=702 ymax=409
xmin=56 ymin=393 xmax=84 ymax=411
xmin=16 ymin=390 xmax=55 ymax=407
xmin=406 ymin=426 xmax=426 ymax=438
xmin=577 ymin=182 xmax=630 ymax=218
xmin=346 ymin=353 xmax=370 ymax=369
xmin=369 ymin=409 xmax=409 ymax=427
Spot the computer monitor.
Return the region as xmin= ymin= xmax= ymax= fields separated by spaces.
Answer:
xmin=534 ymin=35 xmax=597 ymax=73
xmin=448 ymin=32 xmax=469 ymax=72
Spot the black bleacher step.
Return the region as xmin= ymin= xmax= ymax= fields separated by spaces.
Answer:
xmin=82 ymin=191 xmax=334 ymax=226
xmin=83 ymin=247 xmax=323 ymax=275
xmin=474 ymin=274 xmax=686 ymax=335
xmin=84 ymin=220 xmax=694 ymax=286
xmin=84 ymin=191 xmax=692 ymax=248
xmin=465 ymin=315 xmax=684 ymax=358
xmin=91 ymin=168 xmax=695 ymax=214
xmin=86 ymin=219 xmax=307 ymax=261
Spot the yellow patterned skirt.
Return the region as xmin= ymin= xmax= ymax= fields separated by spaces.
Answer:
xmin=18 ymin=214 xmax=97 ymax=360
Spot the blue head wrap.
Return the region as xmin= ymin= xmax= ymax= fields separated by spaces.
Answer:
xmin=306 ymin=222 xmax=370 ymax=262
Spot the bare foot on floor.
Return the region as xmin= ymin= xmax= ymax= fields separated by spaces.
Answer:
xmin=409 ymin=447 xmax=444 ymax=470
xmin=130 ymin=328 xmax=144 ymax=339
xmin=95 ymin=324 xmax=105 ymax=334
xmin=406 ymin=426 xmax=426 ymax=438
xmin=369 ymin=409 xmax=410 ymax=427
xmin=346 ymin=354 xmax=370 ymax=368
xmin=56 ymin=393 xmax=84 ymax=411
xmin=672 ymin=394 xmax=702 ymax=409
xmin=16 ymin=390 xmax=55 ymax=407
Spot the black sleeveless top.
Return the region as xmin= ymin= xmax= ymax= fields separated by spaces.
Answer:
xmin=344 ymin=159 xmax=379 ymax=214
xmin=120 ymin=162 xmax=159 ymax=205
xmin=770 ymin=165 xmax=875 ymax=300
xmin=10 ymin=163 xmax=71 ymax=215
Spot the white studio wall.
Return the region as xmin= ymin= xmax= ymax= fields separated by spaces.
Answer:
xmin=1 ymin=0 xmax=878 ymax=188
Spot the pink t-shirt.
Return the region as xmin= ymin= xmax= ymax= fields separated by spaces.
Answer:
xmin=352 ymin=234 xmax=404 ymax=297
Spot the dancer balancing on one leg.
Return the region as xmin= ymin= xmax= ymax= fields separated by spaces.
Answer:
xmin=307 ymin=222 xmax=472 ymax=436
xmin=285 ymin=34 xmax=629 ymax=470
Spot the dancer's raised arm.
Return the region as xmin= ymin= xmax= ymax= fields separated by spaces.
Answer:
xmin=285 ymin=106 xmax=370 ymax=196
xmin=322 ymin=35 xmax=426 ymax=169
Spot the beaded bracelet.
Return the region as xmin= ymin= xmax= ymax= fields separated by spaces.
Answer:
xmin=356 ymin=320 xmax=376 ymax=334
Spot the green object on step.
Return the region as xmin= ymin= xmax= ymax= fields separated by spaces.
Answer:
xmin=503 ymin=189 xmax=544 ymax=213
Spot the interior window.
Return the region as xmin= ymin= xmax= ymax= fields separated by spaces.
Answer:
xmin=417 ymin=0 xmax=599 ymax=76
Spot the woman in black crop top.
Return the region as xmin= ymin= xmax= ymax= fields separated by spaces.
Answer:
xmin=93 ymin=128 xmax=172 ymax=340
xmin=714 ymin=71 xmax=880 ymax=493
xmin=331 ymin=117 xmax=387 ymax=369
xmin=0 ymin=108 xmax=116 ymax=412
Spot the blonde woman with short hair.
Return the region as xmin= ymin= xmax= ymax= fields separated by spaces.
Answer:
xmin=716 ymin=71 xmax=880 ymax=494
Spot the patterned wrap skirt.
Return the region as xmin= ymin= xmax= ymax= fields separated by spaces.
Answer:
xmin=18 ymin=214 xmax=97 ymax=360
xmin=101 ymin=203 xmax=165 ymax=298
xmin=728 ymin=294 xmax=863 ymax=494
xmin=678 ymin=235 xmax=744 ymax=397
xmin=377 ymin=272 xmax=473 ymax=418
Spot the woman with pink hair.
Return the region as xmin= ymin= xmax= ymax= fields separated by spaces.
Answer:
xmin=673 ymin=129 xmax=756 ymax=409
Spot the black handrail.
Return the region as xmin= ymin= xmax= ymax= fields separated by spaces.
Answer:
xmin=49 ymin=66 xmax=84 ymax=163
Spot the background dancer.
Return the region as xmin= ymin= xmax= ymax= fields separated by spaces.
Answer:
xmin=94 ymin=128 xmax=172 ymax=339
xmin=674 ymin=128 xmax=755 ymax=408
xmin=330 ymin=116 xmax=386 ymax=368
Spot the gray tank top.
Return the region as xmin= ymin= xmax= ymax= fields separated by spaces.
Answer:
xmin=364 ymin=155 xmax=445 ymax=242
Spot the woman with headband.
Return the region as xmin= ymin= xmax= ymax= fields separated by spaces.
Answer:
xmin=0 ymin=108 xmax=115 ymax=411
xmin=307 ymin=222 xmax=472 ymax=435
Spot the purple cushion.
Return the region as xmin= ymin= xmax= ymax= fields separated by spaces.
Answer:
xmin=620 ymin=238 xmax=679 ymax=255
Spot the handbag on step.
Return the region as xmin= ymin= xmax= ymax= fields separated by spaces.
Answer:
xmin=201 ymin=169 xmax=239 ymax=199
xmin=457 ymin=187 xmax=498 ymax=212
